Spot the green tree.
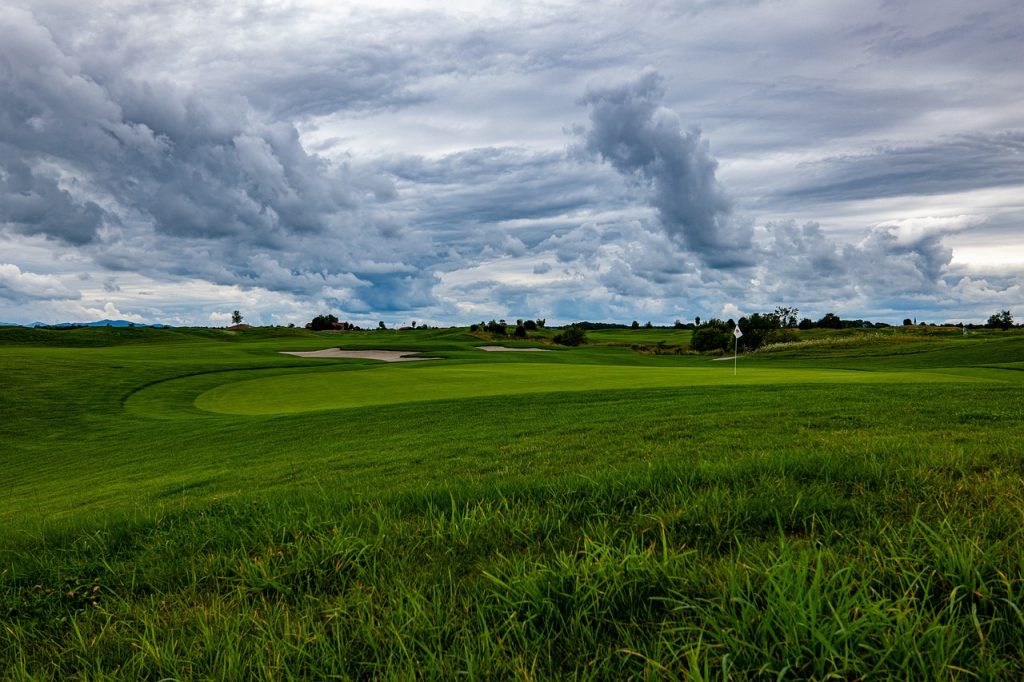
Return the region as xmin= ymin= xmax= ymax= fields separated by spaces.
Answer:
xmin=553 ymin=324 xmax=587 ymax=346
xmin=986 ymin=310 xmax=1013 ymax=330
xmin=690 ymin=319 xmax=731 ymax=352
xmin=736 ymin=312 xmax=773 ymax=350
xmin=309 ymin=314 xmax=338 ymax=331
xmin=773 ymin=306 xmax=799 ymax=328
xmin=817 ymin=312 xmax=843 ymax=329
xmin=231 ymin=310 xmax=243 ymax=325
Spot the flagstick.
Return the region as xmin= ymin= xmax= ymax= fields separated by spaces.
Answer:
xmin=732 ymin=324 xmax=742 ymax=376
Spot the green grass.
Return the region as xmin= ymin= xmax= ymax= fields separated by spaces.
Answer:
xmin=191 ymin=363 xmax=992 ymax=415
xmin=2 ymin=325 xmax=1023 ymax=679
xmin=583 ymin=327 xmax=694 ymax=345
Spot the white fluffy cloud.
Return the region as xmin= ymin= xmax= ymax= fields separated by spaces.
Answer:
xmin=0 ymin=263 xmax=79 ymax=302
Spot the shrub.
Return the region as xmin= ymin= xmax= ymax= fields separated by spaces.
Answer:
xmin=690 ymin=320 xmax=731 ymax=352
xmin=817 ymin=312 xmax=843 ymax=329
xmin=553 ymin=325 xmax=587 ymax=346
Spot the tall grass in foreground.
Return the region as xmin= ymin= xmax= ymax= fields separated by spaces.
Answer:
xmin=4 ymin=456 xmax=1023 ymax=680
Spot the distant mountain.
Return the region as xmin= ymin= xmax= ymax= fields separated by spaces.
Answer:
xmin=27 ymin=319 xmax=172 ymax=328
xmin=0 ymin=322 xmax=21 ymax=327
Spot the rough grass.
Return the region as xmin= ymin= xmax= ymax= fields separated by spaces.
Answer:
xmin=5 ymin=467 xmax=1024 ymax=679
xmin=2 ymin=326 xmax=1023 ymax=679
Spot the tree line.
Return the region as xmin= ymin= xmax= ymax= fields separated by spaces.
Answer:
xmin=231 ymin=308 xmax=1017 ymax=348
xmin=686 ymin=307 xmax=1016 ymax=353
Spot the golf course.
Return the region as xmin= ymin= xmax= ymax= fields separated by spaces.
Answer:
xmin=2 ymin=324 xmax=1023 ymax=679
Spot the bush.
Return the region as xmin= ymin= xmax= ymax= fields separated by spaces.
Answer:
xmin=817 ymin=312 xmax=843 ymax=329
xmin=553 ymin=325 xmax=587 ymax=346
xmin=765 ymin=328 xmax=799 ymax=345
xmin=734 ymin=312 xmax=802 ymax=351
xmin=690 ymin=320 xmax=731 ymax=352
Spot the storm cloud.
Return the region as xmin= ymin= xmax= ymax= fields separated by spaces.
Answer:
xmin=0 ymin=0 xmax=1021 ymax=326
xmin=579 ymin=71 xmax=754 ymax=268
xmin=779 ymin=133 xmax=1024 ymax=203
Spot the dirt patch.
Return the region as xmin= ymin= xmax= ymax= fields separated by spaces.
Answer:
xmin=476 ymin=345 xmax=551 ymax=352
xmin=280 ymin=349 xmax=441 ymax=362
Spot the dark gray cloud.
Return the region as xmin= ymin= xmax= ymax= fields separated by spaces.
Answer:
xmin=0 ymin=9 xmax=355 ymax=246
xmin=0 ymin=4 xmax=434 ymax=307
xmin=568 ymin=68 xmax=1004 ymax=318
xmin=1 ymin=1 xmax=1022 ymax=326
xmin=711 ymin=79 xmax=954 ymax=154
xmin=858 ymin=6 xmax=1024 ymax=61
xmin=381 ymin=147 xmax=615 ymax=255
xmin=779 ymin=133 xmax=1024 ymax=203
xmin=0 ymin=151 xmax=104 ymax=245
xmin=579 ymin=70 xmax=754 ymax=267
xmin=760 ymin=220 xmax=933 ymax=297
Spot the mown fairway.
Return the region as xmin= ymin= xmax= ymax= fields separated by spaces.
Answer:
xmin=2 ymin=325 xmax=1023 ymax=679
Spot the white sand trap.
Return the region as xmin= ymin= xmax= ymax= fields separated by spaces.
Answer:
xmin=281 ymin=349 xmax=440 ymax=362
xmin=711 ymin=355 xmax=738 ymax=361
xmin=476 ymin=345 xmax=551 ymax=352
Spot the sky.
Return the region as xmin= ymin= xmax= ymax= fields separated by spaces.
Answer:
xmin=1 ymin=0 xmax=1022 ymax=327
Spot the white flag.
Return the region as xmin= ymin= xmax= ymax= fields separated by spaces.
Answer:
xmin=733 ymin=325 xmax=743 ymax=338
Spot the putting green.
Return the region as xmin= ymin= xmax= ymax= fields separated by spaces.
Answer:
xmin=193 ymin=363 xmax=988 ymax=415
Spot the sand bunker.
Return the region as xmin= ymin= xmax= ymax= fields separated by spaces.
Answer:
xmin=280 ymin=349 xmax=440 ymax=362
xmin=476 ymin=345 xmax=551 ymax=352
